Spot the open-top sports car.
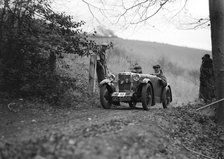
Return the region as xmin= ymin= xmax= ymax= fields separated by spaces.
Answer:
xmin=99 ymin=72 xmax=172 ymax=110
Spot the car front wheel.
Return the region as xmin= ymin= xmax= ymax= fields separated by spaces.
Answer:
xmin=141 ymin=83 xmax=152 ymax=110
xmin=100 ymin=84 xmax=113 ymax=109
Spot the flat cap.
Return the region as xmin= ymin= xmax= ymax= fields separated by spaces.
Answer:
xmin=202 ymin=54 xmax=210 ymax=59
xmin=153 ymin=64 xmax=161 ymax=69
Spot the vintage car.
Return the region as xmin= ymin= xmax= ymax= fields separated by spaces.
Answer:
xmin=99 ymin=72 xmax=172 ymax=110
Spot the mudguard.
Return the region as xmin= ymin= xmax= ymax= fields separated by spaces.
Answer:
xmin=161 ymin=84 xmax=172 ymax=102
xmin=100 ymin=79 xmax=116 ymax=92
xmin=167 ymin=84 xmax=172 ymax=102
xmin=142 ymin=78 xmax=151 ymax=83
xmin=140 ymin=78 xmax=155 ymax=106
xmin=100 ymin=79 xmax=113 ymax=86
xmin=161 ymin=86 xmax=169 ymax=100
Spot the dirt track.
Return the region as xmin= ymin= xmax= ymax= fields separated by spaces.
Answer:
xmin=0 ymin=100 xmax=223 ymax=159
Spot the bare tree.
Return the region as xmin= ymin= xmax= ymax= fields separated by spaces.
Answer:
xmin=209 ymin=0 xmax=224 ymax=125
xmin=82 ymin=0 xmax=180 ymax=25
xmin=82 ymin=0 xmax=209 ymax=28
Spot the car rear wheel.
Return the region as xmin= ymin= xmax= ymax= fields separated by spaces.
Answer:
xmin=141 ymin=83 xmax=152 ymax=110
xmin=100 ymin=84 xmax=113 ymax=109
xmin=162 ymin=88 xmax=171 ymax=109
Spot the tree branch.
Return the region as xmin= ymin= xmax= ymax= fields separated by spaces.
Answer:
xmin=82 ymin=0 xmax=97 ymax=20
xmin=170 ymin=0 xmax=188 ymax=20
xmin=180 ymin=18 xmax=210 ymax=30
xmin=130 ymin=0 xmax=170 ymax=24
xmin=116 ymin=0 xmax=149 ymax=23
xmin=81 ymin=0 xmax=207 ymax=30
xmin=82 ymin=0 xmax=110 ymax=25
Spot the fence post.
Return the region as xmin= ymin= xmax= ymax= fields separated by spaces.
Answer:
xmin=88 ymin=54 xmax=97 ymax=94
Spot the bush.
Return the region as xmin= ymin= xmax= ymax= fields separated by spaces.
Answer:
xmin=0 ymin=0 xmax=98 ymax=104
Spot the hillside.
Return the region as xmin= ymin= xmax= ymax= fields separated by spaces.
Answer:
xmin=94 ymin=37 xmax=211 ymax=71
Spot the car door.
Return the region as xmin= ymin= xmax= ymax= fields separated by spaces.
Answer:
xmin=150 ymin=76 xmax=163 ymax=103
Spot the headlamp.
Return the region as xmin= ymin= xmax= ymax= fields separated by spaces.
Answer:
xmin=133 ymin=74 xmax=140 ymax=81
xmin=109 ymin=73 xmax=116 ymax=81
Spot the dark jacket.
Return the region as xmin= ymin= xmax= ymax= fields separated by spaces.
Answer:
xmin=152 ymin=70 xmax=167 ymax=86
xmin=199 ymin=57 xmax=215 ymax=101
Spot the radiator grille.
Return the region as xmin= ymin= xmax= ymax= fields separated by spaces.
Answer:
xmin=118 ymin=74 xmax=131 ymax=92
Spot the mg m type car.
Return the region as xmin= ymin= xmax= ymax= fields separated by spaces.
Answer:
xmin=99 ymin=72 xmax=172 ymax=110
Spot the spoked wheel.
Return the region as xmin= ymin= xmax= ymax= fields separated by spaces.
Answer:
xmin=141 ymin=84 xmax=152 ymax=110
xmin=100 ymin=84 xmax=113 ymax=109
xmin=162 ymin=88 xmax=171 ymax=109
xmin=129 ymin=101 xmax=137 ymax=108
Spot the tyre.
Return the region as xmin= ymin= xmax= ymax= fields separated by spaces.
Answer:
xmin=141 ymin=83 xmax=152 ymax=110
xmin=129 ymin=101 xmax=137 ymax=108
xmin=162 ymin=88 xmax=171 ymax=109
xmin=100 ymin=84 xmax=112 ymax=109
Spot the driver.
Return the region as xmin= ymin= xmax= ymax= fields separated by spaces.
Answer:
xmin=152 ymin=64 xmax=167 ymax=87
xmin=131 ymin=63 xmax=142 ymax=74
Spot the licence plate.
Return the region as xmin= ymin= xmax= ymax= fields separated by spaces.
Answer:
xmin=118 ymin=92 xmax=126 ymax=97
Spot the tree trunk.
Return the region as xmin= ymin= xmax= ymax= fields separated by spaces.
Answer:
xmin=209 ymin=0 xmax=224 ymax=125
xmin=88 ymin=54 xmax=97 ymax=94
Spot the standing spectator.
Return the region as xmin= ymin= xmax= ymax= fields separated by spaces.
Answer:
xmin=199 ymin=54 xmax=216 ymax=103
xmin=96 ymin=43 xmax=108 ymax=84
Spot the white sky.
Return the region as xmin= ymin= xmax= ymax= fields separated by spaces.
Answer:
xmin=52 ymin=0 xmax=211 ymax=50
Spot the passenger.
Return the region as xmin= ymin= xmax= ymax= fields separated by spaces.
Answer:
xmin=152 ymin=64 xmax=167 ymax=87
xmin=131 ymin=63 xmax=142 ymax=74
